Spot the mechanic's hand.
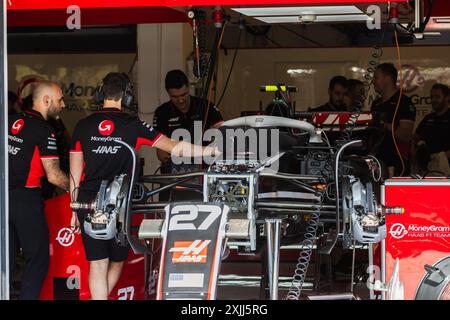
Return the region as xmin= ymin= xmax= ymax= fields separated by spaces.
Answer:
xmin=203 ymin=144 xmax=221 ymax=159
xmin=70 ymin=212 xmax=81 ymax=234
xmin=157 ymin=149 xmax=171 ymax=164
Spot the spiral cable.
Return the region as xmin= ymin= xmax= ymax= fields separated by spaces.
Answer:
xmin=341 ymin=25 xmax=387 ymax=144
xmin=342 ymin=108 xmax=361 ymax=141
xmin=193 ymin=11 xmax=209 ymax=78
xmin=286 ymin=194 xmax=324 ymax=300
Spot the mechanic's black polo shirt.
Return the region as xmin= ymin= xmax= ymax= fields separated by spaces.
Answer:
xmin=415 ymin=108 xmax=450 ymax=156
xmin=152 ymin=96 xmax=223 ymax=141
xmin=8 ymin=110 xmax=59 ymax=189
xmin=70 ymin=108 xmax=162 ymax=193
xmin=370 ymin=91 xmax=416 ymax=165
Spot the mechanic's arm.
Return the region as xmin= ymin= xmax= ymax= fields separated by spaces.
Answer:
xmin=394 ymin=120 xmax=415 ymax=143
xmin=153 ymin=135 xmax=217 ymax=158
xmin=413 ymin=132 xmax=425 ymax=145
xmin=41 ymin=158 xmax=70 ymax=191
xmin=156 ymin=148 xmax=171 ymax=164
xmin=69 ymin=152 xmax=84 ymax=202
xmin=69 ymin=152 xmax=84 ymax=233
xmin=410 ymin=132 xmax=425 ymax=171
xmin=152 ymin=109 xmax=172 ymax=163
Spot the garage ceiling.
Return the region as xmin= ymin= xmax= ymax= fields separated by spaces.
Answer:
xmin=7 ymin=1 xmax=408 ymax=27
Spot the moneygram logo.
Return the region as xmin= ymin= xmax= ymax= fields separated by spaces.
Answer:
xmin=389 ymin=223 xmax=408 ymax=239
xmin=170 ymin=240 xmax=210 ymax=263
xmin=56 ymin=228 xmax=75 ymax=247
xmin=389 ymin=223 xmax=450 ymax=240
xmin=98 ymin=120 xmax=115 ymax=136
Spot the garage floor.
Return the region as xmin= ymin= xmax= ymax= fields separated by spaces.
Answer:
xmin=217 ymin=248 xmax=371 ymax=300
xmin=10 ymin=246 xmax=371 ymax=300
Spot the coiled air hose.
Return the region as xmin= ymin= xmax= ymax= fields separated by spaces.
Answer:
xmin=343 ymin=25 xmax=387 ymax=142
xmin=286 ymin=197 xmax=323 ymax=300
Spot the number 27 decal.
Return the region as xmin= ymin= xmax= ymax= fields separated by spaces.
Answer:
xmin=168 ymin=205 xmax=222 ymax=231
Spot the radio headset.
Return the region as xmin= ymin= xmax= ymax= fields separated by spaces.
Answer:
xmin=94 ymin=73 xmax=135 ymax=110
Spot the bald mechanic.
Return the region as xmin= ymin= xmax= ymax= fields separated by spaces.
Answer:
xmin=8 ymin=81 xmax=69 ymax=299
xmin=70 ymin=72 xmax=217 ymax=300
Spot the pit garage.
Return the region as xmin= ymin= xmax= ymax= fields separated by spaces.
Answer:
xmin=0 ymin=0 xmax=450 ymax=302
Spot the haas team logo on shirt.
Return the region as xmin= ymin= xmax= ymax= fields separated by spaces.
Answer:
xmin=98 ymin=120 xmax=115 ymax=136
xmin=11 ymin=119 xmax=24 ymax=135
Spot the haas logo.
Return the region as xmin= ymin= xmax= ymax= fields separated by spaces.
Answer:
xmin=56 ymin=228 xmax=75 ymax=247
xmin=98 ymin=120 xmax=114 ymax=136
xmin=389 ymin=223 xmax=408 ymax=239
xmin=170 ymin=240 xmax=210 ymax=264
xmin=400 ymin=64 xmax=425 ymax=93
xmin=92 ymin=145 xmax=122 ymax=154
xmin=11 ymin=119 xmax=24 ymax=135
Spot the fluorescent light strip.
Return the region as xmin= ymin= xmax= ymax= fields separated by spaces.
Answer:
xmin=232 ymin=6 xmax=363 ymax=16
xmin=254 ymin=15 xmax=372 ymax=24
xmin=253 ymin=16 xmax=301 ymax=24
xmin=317 ymin=14 xmax=372 ymax=22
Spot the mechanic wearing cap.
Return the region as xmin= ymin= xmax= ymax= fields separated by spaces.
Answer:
xmin=308 ymin=76 xmax=348 ymax=112
xmin=8 ymin=81 xmax=69 ymax=299
xmin=370 ymin=63 xmax=416 ymax=177
xmin=413 ymin=83 xmax=450 ymax=174
xmin=70 ymin=72 xmax=216 ymax=300
xmin=153 ymin=70 xmax=224 ymax=177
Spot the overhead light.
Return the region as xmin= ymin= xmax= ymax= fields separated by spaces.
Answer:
xmin=317 ymin=14 xmax=372 ymax=22
xmin=299 ymin=14 xmax=316 ymax=23
xmin=287 ymin=69 xmax=316 ymax=76
xmin=253 ymin=16 xmax=298 ymax=24
xmin=231 ymin=6 xmax=363 ymax=16
xmin=254 ymin=14 xmax=372 ymax=24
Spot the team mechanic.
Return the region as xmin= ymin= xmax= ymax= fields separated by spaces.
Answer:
xmin=370 ymin=63 xmax=416 ymax=177
xmin=69 ymin=72 xmax=217 ymax=300
xmin=8 ymin=82 xmax=69 ymax=299
xmin=153 ymin=70 xmax=223 ymax=176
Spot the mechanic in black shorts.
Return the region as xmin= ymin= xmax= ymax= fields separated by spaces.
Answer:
xmin=9 ymin=81 xmax=69 ymax=299
xmin=69 ymin=72 xmax=217 ymax=300
xmin=370 ymin=63 xmax=416 ymax=177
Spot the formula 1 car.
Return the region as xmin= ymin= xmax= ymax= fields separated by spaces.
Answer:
xmin=70 ymin=111 xmax=405 ymax=300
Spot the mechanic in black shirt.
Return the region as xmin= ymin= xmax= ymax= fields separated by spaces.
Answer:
xmin=8 ymin=81 xmax=69 ymax=299
xmin=70 ymin=72 xmax=217 ymax=300
xmin=343 ymin=79 xmax=366 ymax=111
xmin=308 ymin=76 xmax=348 ymax=112
xmin=20 ymin=93 xmax=71 ymax=199
xmin=153 ymin=70 xmax=223 ymax=174
xmin=370 ymin=63 xmax=416 ymax=177
xmin=413 ymin=83 xmax=450 ymax=171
